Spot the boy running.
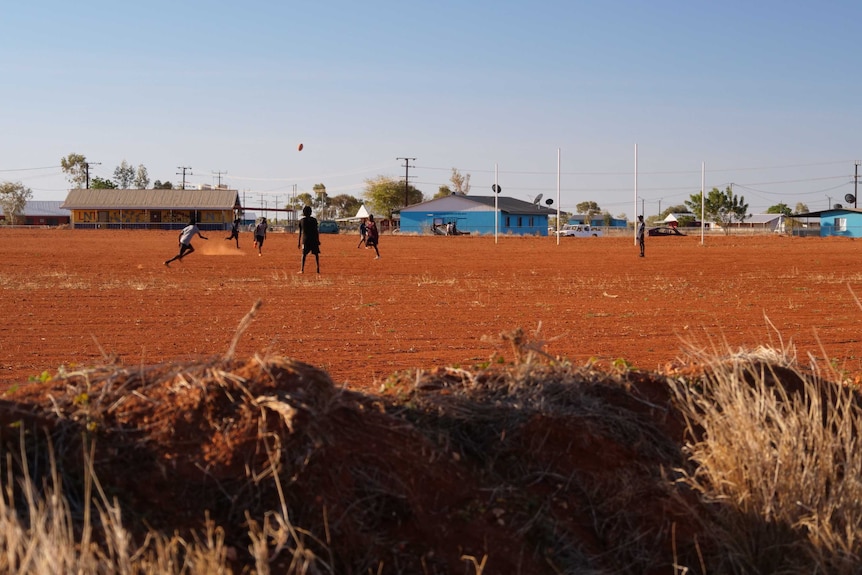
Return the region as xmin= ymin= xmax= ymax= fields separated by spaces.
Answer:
xmin=253 ymin=217 xmax=267 ymax=256
xmin=165 ymin=220 xmax=208 ymax=266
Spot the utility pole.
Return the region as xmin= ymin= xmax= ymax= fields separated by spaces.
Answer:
xmin=855 ymin=162 xmax=860 ymax=209
xmin=82 ymin=162 xmax=101 ymax=189
xmin=212 ymin=170 xmax=227 ymax=188
xmin=177 ymin=166 xmax=193 ymax=190
xmin=396 ymin=157 xmax=416 ymax=207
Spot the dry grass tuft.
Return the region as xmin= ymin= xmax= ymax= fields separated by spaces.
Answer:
xmin=670 ymin=342 xmax=862 ymax=574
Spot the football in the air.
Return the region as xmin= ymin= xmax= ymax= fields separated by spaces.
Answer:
xmin=298 ymin=143 xmax=304 ymax=151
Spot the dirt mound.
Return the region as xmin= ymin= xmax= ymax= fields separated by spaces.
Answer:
xmin=0 ymin=340 xmax=717 ymax=574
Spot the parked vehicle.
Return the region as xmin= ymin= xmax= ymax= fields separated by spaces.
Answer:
xmin=555 ymin=224 xmax=602 ymax=237
xmin=648 ymin=226 xmax=686 ymax=237
xmin=319 ymin=220 xmax=339 ymax=234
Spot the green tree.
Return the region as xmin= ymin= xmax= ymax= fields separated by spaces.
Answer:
xmin=113 ymin=160 xmax=135 ymax=188
xmin=295 ymin=192 xmax=314 ymax=207
xmin=434 ymin=185 xmax=452 ymax=199
xmin=0 ymin=181 xmax=33 ymax=225
xmin=450 ymin=168 xmax=471 ymax=195
xmin=686 ymin=186 xmax=749 ymax=234
xmin=575 ymin=201 xmax=601 ymax=224
xmin=329 ymin=194 xmax=362 ymax=219
xmin=90 ymin=177 xmax=117 ymax=189
xmin=133 ymin=164 xmax=150 ymax=189
xmin=60 ymin=153 xmax=87 ymax=188
xmin=364 ymin=175 xmax=423 ymax=219
xmin=153 ymin=180 xmax=173 ymax=189
xmin=766 ymin=203 xmax=792 ymax=216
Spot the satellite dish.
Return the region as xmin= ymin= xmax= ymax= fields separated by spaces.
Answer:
xmin=491 ymin=184 xmax=501 ymax=194
xmin=834 ymin=203 xmax=843 ymax=209
xmin=545 ymin=198 xmax=553 ymax=206
xmin=845 ymin=194 xmax=856 ymax=204
xmin=532 ymin=193 xmax=543 ymax=205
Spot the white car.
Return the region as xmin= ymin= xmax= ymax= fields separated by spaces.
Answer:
xmin=555 ymin=224 xmax=602 ymax=237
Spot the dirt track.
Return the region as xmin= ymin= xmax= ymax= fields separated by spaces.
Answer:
xmin=3 ymin=228 xmax=862 ymax=388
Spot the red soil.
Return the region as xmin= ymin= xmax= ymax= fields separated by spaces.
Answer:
xmin=3 ymin=228 xmax=861 ymax=388
xmin=2 ymin=227 xmax=861 ymax=572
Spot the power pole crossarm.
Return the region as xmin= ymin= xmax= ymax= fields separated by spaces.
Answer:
xmin=82 ymin=161 xmax=101 ymax=189
xmin=177 ymin=166 xmax=193 ymax=190
xmin=397 ymin=157 xmax=416 ymax=207
xmin=212 ymin=170 xmax=227 ymax=187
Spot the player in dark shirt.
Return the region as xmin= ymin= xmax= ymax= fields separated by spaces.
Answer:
xmin=297 ymin=205 xmax=321 ymax=273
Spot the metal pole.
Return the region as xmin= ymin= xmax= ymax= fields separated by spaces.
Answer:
xmin=855 ymin=162 xmax=859 ymax=209
xmin=556 ymin=148 xmax=561 ymax=246
xmin=494 ymin=163 xmax=499 ymax=244
xmin=701 ymin=162 xmax=705 ymax=245
xmin=633 ymin=143 xmax=638 ymax=245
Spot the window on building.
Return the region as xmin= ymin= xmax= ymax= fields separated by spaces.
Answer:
xmin=835 ymin=217 xmax=847 ymax=231
xmin=505 ymin=216 xmax=511 ymax=227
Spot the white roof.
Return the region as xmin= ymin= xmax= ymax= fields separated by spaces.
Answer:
xmin=0 ymin=201 xmax=71 ymax=217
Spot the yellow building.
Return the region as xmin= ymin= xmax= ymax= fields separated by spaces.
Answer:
xmin=61 ymin=188 xmax=242 ymax=230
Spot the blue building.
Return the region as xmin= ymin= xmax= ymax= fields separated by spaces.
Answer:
xmin=567 ymin=214 xmax=629 ymax=228
xmin=399 ymin=194 xmax=556 ymax=236
xmin=790 ymin=208 xmax=861 ymax=237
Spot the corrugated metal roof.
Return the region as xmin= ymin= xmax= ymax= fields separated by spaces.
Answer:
xmin=61 ymin=188 xmax=239 ymax=210
xmin=791 ymin=208 xmax=862 ymax=218
xmin=0 ymin=201 xmax=71 ymax=217
xmin=402 ymin=194 xmax=557 ymax=215
xmin=744 ymin=214 xmax=783 ymax=224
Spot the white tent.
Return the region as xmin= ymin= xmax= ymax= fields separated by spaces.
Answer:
xmin=354 ymin=203 xmax=369 ymax=219
xmin=337 ymin=203 xmax=370 ymax=222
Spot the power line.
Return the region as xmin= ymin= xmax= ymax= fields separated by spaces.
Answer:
xmin=0 ymin=165 xmax=62 ymax=172
xmin=415 ymin=159 xmax=853 ymax=177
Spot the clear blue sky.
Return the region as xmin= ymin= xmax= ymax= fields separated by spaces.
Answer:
xmin=2 ymin=0 xmax=861 ymax=217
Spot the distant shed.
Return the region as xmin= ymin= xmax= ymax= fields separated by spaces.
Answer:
xmin=0 ymin=201 xmax=71 ymax=226
xmin=61 ymin=188 xmax=242 ymax=230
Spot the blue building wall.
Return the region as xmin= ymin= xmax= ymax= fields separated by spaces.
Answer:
xmin=400 ymin=210 xmax=549 ymax=236
xmin=819 ymin=212 xmax=862 ymax=237
xmin=568 ymin=216 xmax=628 ymax=228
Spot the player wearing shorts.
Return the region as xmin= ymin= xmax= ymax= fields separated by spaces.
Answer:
xmin=165 ymin=219 xmax=208 ymax=266
xmin=253 ymin=217 xmax=267 ymax=256
xmin=297 ymin=206 xmax=320 ymax=273
xmin=365 ymin=214 xmax=380 ymax=259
